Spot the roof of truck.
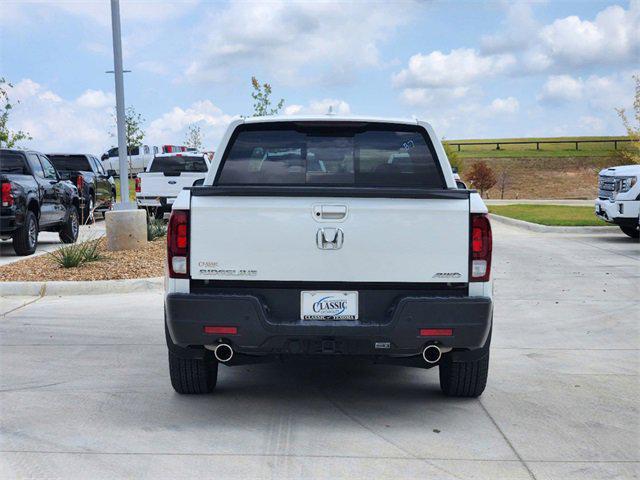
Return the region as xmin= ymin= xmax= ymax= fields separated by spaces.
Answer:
xmin=241 ymin=115 xmax=425 ymax=126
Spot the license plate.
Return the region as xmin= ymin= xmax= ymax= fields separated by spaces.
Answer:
xmin=301 ymin=291 xmax=358 ymax=320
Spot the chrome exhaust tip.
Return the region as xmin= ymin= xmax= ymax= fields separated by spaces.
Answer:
xmin=214 ymin=343 xmax=234 ymax=363
xmin=422 ymin=344 xmax=442 ymax=364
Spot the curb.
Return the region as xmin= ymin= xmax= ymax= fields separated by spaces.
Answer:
xmin=489 ymin=213 xmax=619 ymax=233
xmin=0 ymin=276 xmax=163 ymax=297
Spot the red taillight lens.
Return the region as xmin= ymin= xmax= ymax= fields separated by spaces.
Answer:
xmin=1 ymin=182 xmax=14 ymax=207
xmin=470 ymin=213 xmax=492 ymax=282
xmin=167 ymin=209 xmax=189 ymax=278
xmin=76 ymin=175 xmax=84 ymax=191
xmin=135 ymin=177 xmax=141 ymax=193
xmin=204 ymin=326 xmax=238 ymax=335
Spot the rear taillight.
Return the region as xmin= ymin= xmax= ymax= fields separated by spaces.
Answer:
xmin=135 ymin=177 xmax=141 ymax=193
xmin=167 ymin=209 xmax=189 ymax=278
xmin=470 ymin=213 xmax=492 ymax=282
xmin=1 ymin=182 xmax=14 ymax=207
xmin=76 ymin=175 xmax=84 ymax=191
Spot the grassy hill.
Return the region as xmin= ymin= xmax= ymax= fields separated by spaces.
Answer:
xmin=445 ymin=136 xmax=637 ymax=199
xmin=444 ymin=136 xmax=632 ymax=159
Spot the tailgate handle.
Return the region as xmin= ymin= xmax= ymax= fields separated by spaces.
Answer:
xmin=318 ymin=205 xmax=347 ymax=220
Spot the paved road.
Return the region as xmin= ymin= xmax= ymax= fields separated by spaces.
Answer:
xmin=0 ymin=223 xmax=638 ymax=479
xmin=0 ymin=219 xmax=106 ymax=267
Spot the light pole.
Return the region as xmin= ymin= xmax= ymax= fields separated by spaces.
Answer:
xmin=105 ymin=0 xmax=147 ymax=251
xmin=110 ymin=0 xmax=132 ymax=209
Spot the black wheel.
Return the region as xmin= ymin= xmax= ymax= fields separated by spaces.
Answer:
xmin=439 ymin=331 xmax=491 ymax=398
xmin=165 ymin=319 xmax=218 ymax=394
xmin=169 ymin=351 xmax=218 ymax=394
xmin=59 ymin=206 xmax=80 ymax=244
xmin=620 ymin=225 xmax=639 ymax=239
xmin=12 ymin=210 xmax=38 ymax=255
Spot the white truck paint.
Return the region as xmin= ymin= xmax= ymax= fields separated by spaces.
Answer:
xmin=163 ymin=116 xmax=494 ymax=398
xmin=136 ymin=153 xmax=210 ymax=216
xmin=595 ymin=164 xmax=640 ymax=238
xmin=101 ymin=145 xmax=159 ymax=176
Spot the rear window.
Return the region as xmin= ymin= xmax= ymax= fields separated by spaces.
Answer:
xmin=149 ymin=155 xmax=208 ymax=173
xmin=216 ymin=123 xmax=444 ymax=188
xmin=48 ymin=155 xmax=91 ymax=171
xmin=0 ymin=152 xmax=29 ymax=175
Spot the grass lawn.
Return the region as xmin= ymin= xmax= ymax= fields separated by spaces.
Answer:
xmin=489 ymin=204 xmax=610 ymax=226
xmin=445 ymin=136 xmax=633 ymax=159
xmin=114 ymin=178 xmax=137 ymax=202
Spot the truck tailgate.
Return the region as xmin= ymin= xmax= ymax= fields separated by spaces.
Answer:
xmin=139 ymin=173 xmax=204 ymax=198
xmin=190 ymin=196 xmax=469 ymax=283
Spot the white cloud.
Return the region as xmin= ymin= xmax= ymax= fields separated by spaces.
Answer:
xmin=579 ymin=115 xmax=605 ymax=133
xmin=392 ymin=49 xmax=515 ymax=89
xmin=7 ymin=79 xmax=235 ymax=153
xmin=488 ymin=97 xmax=519 ymax=114
xmin=8 ymin=79 xmax=113 ymax=153
xmin=537 ymin=75 xmax=585 ymax=103
xmin=539 ymin=4 xmax=640 ymax=67
xmin=536 ymin=72 xmax=638 ymax=109
xmin=481 ymin=2 xmax=539 ymax=54
xmin=146 ymin=100 xmax=236 ymax=150
xmin=284 ymin=99 xmax=351 ymax=116
xmin=184 ymin=0 xmax=413 ymax=85
xmin=75 ymin=89 xmax=115 ymax=109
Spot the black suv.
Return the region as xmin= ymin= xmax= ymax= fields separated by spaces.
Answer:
xmin=1 ymin=149 xmax=80 ymax=255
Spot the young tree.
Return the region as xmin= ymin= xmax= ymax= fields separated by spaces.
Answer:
xmin=616 ymin=74 xmax=640 ymax=165
xmin=110 ymin=106 xmax=145 ymax=176
xmin=0 ymin=77 xmax=32 ymax=148
xmin=184 ymin=124 xmax=203 ymax=150
xmin=250 ymin=76 xmax=284 ymax=116
xmin=497 ymin=168 xmax=510 ymax=199
xmin=467 ymin=161 xmax=497 ymax=198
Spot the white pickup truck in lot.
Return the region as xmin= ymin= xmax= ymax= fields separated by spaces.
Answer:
xmin=136 ymin=153 xmax=210 ymax=218
xmin=595 ymin=165 xmax=640 ymax=238
xmin=164 ymin=116 xmax=494 ymax=397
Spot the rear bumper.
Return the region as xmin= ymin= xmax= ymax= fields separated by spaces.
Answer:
xmin=165 ymin=292 xmax=493 ymax=357
xmin=136 ymin=196 xmax=175 ymax=208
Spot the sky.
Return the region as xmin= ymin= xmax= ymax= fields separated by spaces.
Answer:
xmin=1 ymin=0 xmax=639 ymax=154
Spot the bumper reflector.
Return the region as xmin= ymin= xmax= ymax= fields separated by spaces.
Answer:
xmin=203 ymin=326 xmax=238 ymax=335
xmin=419 ymin=328 xmax=453 ymax=337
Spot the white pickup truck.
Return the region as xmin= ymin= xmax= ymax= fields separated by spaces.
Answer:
xmin=164 ymin=116 xmax=494 ymax=397
xmin=136 ymin=153 xmax=210 ymax=218
xmin=595 ymin=165 xmax=640 ymax=238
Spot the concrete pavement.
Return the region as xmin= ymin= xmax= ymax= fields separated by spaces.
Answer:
xmin=0 ymin=219 xmax=106 ymax=267
xmin=0 ymin=223 xmax=638 ymax=479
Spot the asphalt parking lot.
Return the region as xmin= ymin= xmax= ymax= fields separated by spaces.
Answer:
xmin=0 ymin=222 xmax=638 ymax=480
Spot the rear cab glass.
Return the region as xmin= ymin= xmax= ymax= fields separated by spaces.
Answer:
xmin=216 ymin=122 xmax=445 ymax=189
xmin=149 ymin=155 xmax=208 ymax=173
xmin=48 ymin=155 xmax=92 ymax=172
xmin=0 ymin=152 xmax=29 ymax=175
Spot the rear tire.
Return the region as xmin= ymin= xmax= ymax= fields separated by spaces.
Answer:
xmin=12 ymin=210 xmax=38 ymax=256
xmin=81 ymin=195 xmax=94 ymax=225
xmin=619 ymin=225 xmax=639 ymax=239
xmin=168 ymin=351 xmax=218 ymax=394
xmin=439 ymin=352 xmax=489 ymax=397
xmin=59 ymin=207 xmax=79 ymax=244
xmin=439 ymin=331 xmax=491 ymax=398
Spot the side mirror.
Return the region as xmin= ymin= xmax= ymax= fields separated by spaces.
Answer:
xmin=192 ymin=178 xmax=204 ymax=186
xmin=107 ymin=169 xmax=117 ymax=178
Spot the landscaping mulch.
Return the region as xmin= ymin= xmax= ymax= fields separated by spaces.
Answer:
xmin=0 ymin=237 xmax=166 ymax=282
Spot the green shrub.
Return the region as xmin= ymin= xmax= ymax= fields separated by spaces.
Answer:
xmin=147 ymin=218 xmax=167 ymax=241
xmin=48 ymin=238 xmax=105 ymax=268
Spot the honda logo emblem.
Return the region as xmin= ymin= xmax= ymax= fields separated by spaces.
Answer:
xmin=316 ymin=228 xmax=344 ymax=250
